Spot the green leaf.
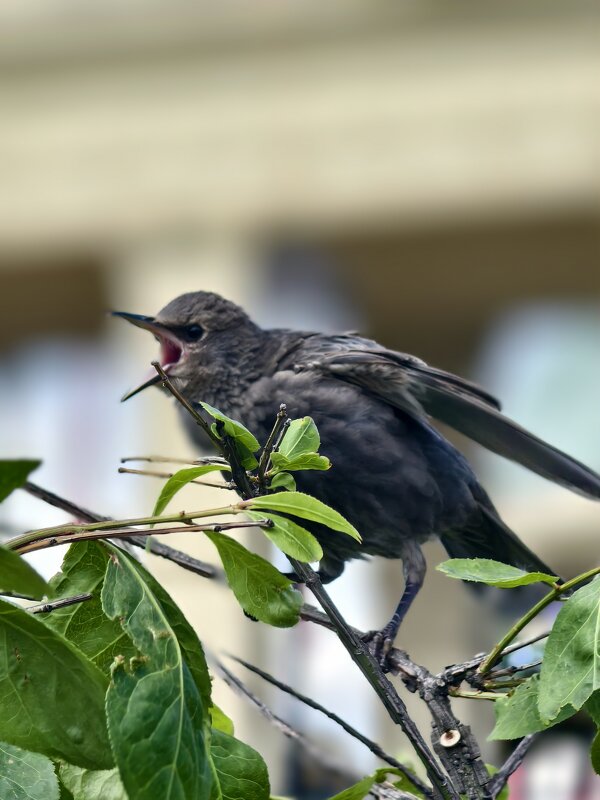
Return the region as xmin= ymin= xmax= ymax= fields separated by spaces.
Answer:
xmin=199 ymin=403 xmax=259 ymax=469
xmin=490 ymin=675 xmax=575 ymax=740
xmin=152 ymin=465 xmax=229 ymax=517
xmin=0 ymin=545 xmax=49 ymax=599
xmin=59 ymin=782 xmax=75 ymax=800
xmin=326 ymin=776 xmax=375 ymax=800
xmin=0 ymin=598 xmax=112 ymax=769
xmin=372 ymin=768 xmax=425 ymax=799
xmin=58 ymin=765 xmax=127 ymax=800
xmin=101 ymin=545 xmax=213 ymax=800
xmin=326 ymin=768 xmax=425 ymax=800
xmin=125 ymin=557 xmax=213 ymax=712
xmin=205 ymin=531 xmax=302 ymax=628
xmin=271 ymin=418 xmax=330 ymax=472
xmin=539 ymin=577 xmax=600 ymax=722
xmin=210 ymin=705 xmax=234 ymax=736
xmin=270 ymin=452 xmax=331 ymax=472
xmin=246 ymin=492 xmax=360 ymax=542
xmin=436 ymin=559 xmax=558 ymax=588
xmin=246 ymin=511 xmax=323 ymax=563
xmin=0 ymin=742 xmax=59 ymax=800
xmin=211 ymin=730 xmax=270 ymax=800
xmin=592 ymin=729 xmax=600 ymax=775
xmin=278 ymin=417 xmax=320 ymax=459
xmin=585 ymin=691 xmax=600 ymax=725
xmin=269 ymin=472 xmax=296 ymax=492
xmin=45 ymin=542 xmax=137 ymax=672
xmin=0 ymin=460 xmax=40 ymax=503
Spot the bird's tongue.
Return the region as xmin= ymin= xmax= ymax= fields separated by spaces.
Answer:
xmin=160 ymin=338 xmax=182 ymax=368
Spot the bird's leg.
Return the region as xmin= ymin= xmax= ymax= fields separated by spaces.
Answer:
xmin=364 ymin=545 xmax=427 ymax=671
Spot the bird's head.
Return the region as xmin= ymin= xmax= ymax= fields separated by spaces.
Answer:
xmin=114 ymin=291 xmax=260 ymax=402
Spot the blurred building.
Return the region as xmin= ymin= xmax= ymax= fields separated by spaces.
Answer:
xmin=0 ymin=1 xmax=599 ymax=797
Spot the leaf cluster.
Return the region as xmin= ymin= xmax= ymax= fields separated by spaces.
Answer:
xmin=438 ymin=558 xmax=600 ymax=776
xmin=0 ymin=411 xmax=362 ymax=800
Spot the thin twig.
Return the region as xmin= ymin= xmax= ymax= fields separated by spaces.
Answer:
xmin=28 ymin=593 xmax=93 ymax=614
xmin=121 ymin=455 xmax=230 ymax=467
xmin=229 ymin=655 xmax=433 ymax=799
xmin=11 ymin=519 xmax=268 ymax=556
xmin=442 ymin=631 xmax=550 ymax=686
xmin=487 ymin=736 xmax=536 ymax=798
xmin=486 ymin=659 xmax=542 ymax=680
xmin=121 ymin=455 xmax=200 ymax=465
xmin=24 ymin=481 xmax=109 ymax=524
xmin=498 ymin=632 xmax=550 ymax=657
xmin=152 ymin=362 xmax=256 ymax=500
xmin=118 ymin=466 xmax=234 ymax=490
xmin=151 ymin=362 xmax=223 ymax=449
xmin=214 ymin=658 xmax=353 ymax=779
xmin=257 ymin=403 xmax=289 ymax=488
xmin=22 ymin=482 xmax=218 ymax=578
xmin=9 ymin=504 xmax=239 ymax=551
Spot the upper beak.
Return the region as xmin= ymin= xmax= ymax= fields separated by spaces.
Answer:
xmin=112 ymin=311 xmax=172 ymax=402
xmin=112 ymin=311 xmax=161 ymax=332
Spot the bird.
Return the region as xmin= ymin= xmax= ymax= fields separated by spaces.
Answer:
xmin=114 ymin=291 xmax=600 ymax=658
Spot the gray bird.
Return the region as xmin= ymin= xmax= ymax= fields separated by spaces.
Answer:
xmin=114 ymin=291 xmax=600 ymax=653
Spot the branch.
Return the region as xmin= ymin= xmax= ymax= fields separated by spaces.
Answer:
xmin=21 ymin=481 xmax=491 ymax=798
xmin=257 ymin=403 xmax=290 ymax=488
xmin=487 ymin=736 xmax=536 ymax=798
xmin=286 ymin=559 xmax=456 ymax=800
xmin=441 ymin=630 xmax=550 ymax=688
xmin=228 ymin=654 xmax=432 ymax=799
xmin=121 ymin=455 xmax=204 ymax=465
xmin=22 ymin=481 xmax=541 ymax=687
xmin=23 ymin=481 xmax=219 ymax=579
xmin=151 ymin=362 xmax=256 ymax=500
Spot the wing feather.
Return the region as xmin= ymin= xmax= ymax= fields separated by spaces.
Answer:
xmin=296 ymin=346 xmax=600 ymax=500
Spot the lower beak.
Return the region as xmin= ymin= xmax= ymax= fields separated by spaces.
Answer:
xmin=120 ymin=372 xmax=162 ymax=402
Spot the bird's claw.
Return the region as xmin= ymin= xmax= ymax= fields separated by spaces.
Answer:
xmin=362 ymin=628 xmax=396 ymax=672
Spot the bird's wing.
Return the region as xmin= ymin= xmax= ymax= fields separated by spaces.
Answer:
xmin=295 ymin=342 xmax=600 ymax=500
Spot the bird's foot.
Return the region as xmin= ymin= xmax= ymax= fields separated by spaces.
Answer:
xmin=362 ymin=626 xmax=397 ymax=672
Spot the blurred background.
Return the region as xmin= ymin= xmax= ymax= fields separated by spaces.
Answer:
xmin=1 ymin=1 xmax=599 ymax=797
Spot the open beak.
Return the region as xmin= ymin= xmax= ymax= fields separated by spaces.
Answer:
xmin=112 ymin=311 xmax=185 ymax=402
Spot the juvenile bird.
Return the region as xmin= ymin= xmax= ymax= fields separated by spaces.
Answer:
xmin=115 ymin=291 xmax=600 ymax=656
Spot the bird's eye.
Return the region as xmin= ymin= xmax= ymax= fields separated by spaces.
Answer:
xmin=186 ymin=324 xmax=204 ymax=341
